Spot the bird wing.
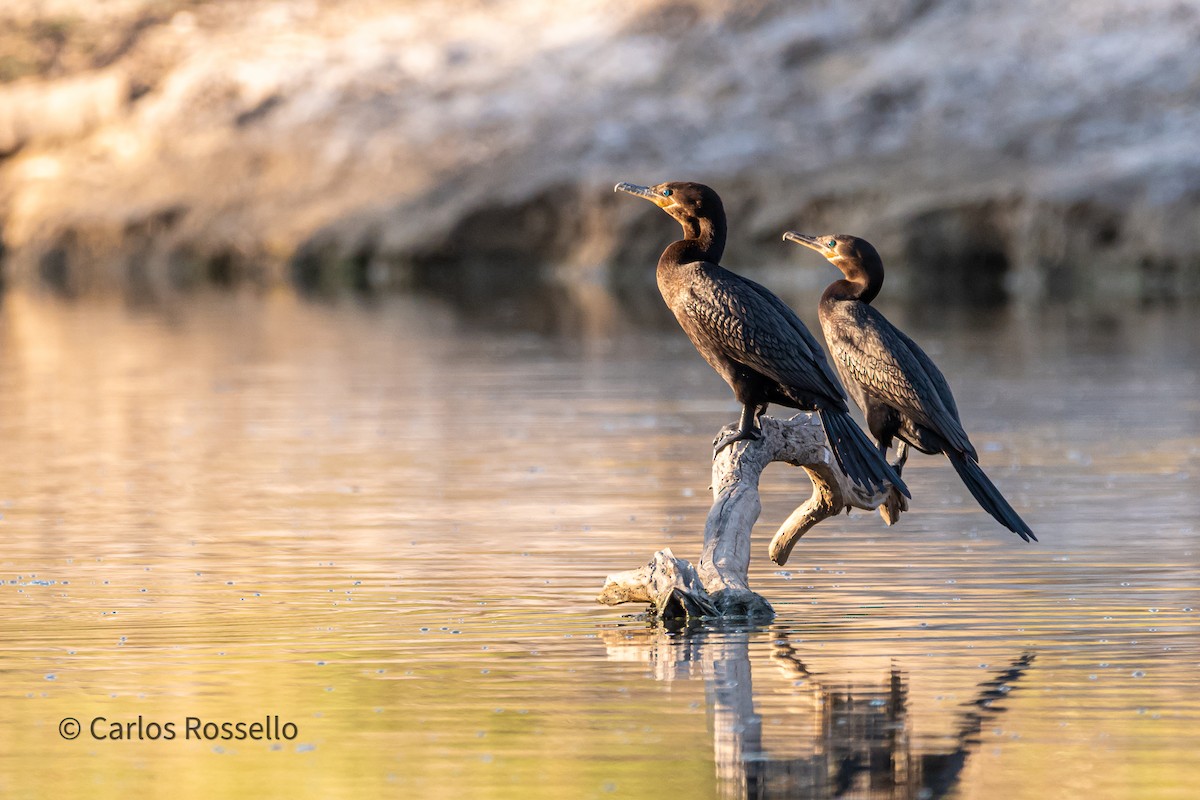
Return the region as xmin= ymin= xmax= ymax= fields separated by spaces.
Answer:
xmin=888 ymin=324 xmax=962 ymax=423
xmin=679 ymin=264 xmax=848 ymax=406
xmin=824 ymin=301 xmax=975 ymax=455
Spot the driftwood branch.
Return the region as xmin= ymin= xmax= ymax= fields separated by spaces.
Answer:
xmin=729 ymin=414 xmax=907 ymax=565
xmin=596 ymin=548 xmax=719 ymax=620
xmin=599 ymin=413 xmax=906 ymax=621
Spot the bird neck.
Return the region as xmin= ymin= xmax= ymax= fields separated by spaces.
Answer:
xmin=822 ymin=257 xmax=882 ymax=304
xmin=660 ymin=214 xmax=726 ymax=267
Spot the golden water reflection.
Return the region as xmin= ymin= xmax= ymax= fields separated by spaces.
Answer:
xmin=0 ymin=291 xmax=1197 ymax=798
xmin=603 ymin=625 xmax=1036 ymax=799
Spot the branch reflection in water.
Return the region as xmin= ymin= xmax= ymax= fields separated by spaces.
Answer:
xmin=601 ymin=624 xmax=1034 ymax=799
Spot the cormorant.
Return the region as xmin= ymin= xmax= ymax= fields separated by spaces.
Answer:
xmin=615 ymin=181 xmax=908 ymax=498
xmin=782 ymin=231 xmax=1035 ymax=541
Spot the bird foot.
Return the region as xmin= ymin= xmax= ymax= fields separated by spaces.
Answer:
xmin=713 ymin=427 xmax=761 ymax=456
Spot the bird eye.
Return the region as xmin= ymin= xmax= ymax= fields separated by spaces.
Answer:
xmin=826 ymin=239 xmax=837 ymax=249
xmin=662 ymin=188 xmax=672 ymax=197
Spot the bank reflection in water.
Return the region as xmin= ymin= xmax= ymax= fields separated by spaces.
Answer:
xmin=603 ymin=626 xmax=1034 ymax=799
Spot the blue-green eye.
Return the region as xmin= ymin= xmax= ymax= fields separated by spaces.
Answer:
xmin=662 ymin=188 xmax=672 ymax=197
xmin=826 ymin=239 xmax=836 ymax=248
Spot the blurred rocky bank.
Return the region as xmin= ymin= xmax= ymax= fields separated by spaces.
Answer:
xmin=1 ymin=0 xmax=1198 ymax=316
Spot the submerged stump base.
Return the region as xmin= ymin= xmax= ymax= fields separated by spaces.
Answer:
xmin=598 ymin=413 xmax=901 ymax=622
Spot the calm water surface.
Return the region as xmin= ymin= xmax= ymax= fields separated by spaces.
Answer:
xmin=0 ymin=290 xmax=1197 ymax=799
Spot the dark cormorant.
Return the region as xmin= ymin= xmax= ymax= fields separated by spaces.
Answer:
xmin=782 ymin=231 xmax=1035 ymax=541
xmin=615 ymin=181 xmax=908 ymax=498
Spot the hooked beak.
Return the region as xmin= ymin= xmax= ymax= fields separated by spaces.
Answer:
xmin=781 ymin=231 xmax=831 ymax=256
xmin=615 ymin=182 xmax=668 ymax=207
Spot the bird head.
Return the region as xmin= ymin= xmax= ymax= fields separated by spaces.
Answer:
xmin=781 ymin=232 xmax=881 ymax=274
xmin=782 ymin=232 xmax=885 ymax=302
xmin=614 ymin=181 xmax=723 ymax=228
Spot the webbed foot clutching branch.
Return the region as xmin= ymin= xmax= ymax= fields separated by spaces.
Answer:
xmin=712 ymin=401 xmax=766 ymax=456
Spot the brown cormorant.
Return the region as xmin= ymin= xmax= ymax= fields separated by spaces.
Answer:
xmin=782 ymin=231 xmax=1035 ymax=541
xmin=615 ymin=181 xmax=908 ymax=498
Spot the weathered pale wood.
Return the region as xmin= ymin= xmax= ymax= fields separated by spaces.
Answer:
xmin=742 ymin=414 xmax=905 ymax=565
xmin=598 ymin=548 xmax=718 ymax=621
xmin=599 ymin=412 xmax=905 ymax=621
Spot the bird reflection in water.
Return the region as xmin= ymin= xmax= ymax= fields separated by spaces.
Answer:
xmin=601 ymin=625 xmax=1034 ymax=799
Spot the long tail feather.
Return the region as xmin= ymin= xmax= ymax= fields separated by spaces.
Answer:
xmin=946 ymin=449 xmax=1036 ymax=542
xmin=819 ymin=410 xmax=911 ymax=499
